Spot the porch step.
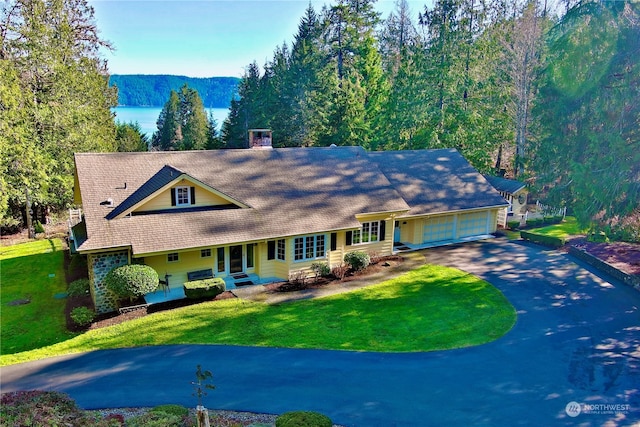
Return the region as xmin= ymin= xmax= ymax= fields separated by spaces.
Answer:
xmin=225 ymin=273 xmax=260 ymax=289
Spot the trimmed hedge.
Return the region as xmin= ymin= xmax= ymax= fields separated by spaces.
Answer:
xmin=276 ymin=411 xmax=332 ymax=427
xmin=520 ymin=230 xmax=566 ymax=248
xmin=183 ymin=277 xmax=225 ymax=299
xmin=507 ymin=220 xmax=520 ymax=230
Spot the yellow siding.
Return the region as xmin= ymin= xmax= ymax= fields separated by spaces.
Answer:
xmin=136 ymin=181 xmax=233 ymax=213
xmin=144 ymin=249 xmax=217 ymax=289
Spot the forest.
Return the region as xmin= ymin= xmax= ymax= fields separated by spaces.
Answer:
xmin=110 ymin=75 xmax=239 ymax=108
xmin=0 ymin=0 xmax=638 ymax=241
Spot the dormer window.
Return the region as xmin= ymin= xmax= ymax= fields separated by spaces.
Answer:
xmin=171 ymin=186 xmax=196 ymax=207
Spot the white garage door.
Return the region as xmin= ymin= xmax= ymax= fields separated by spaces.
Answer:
xmin=422 ymin=216 xmax=454 ymax=244
xmin=458 ymin=211 xmax=488 ymax=238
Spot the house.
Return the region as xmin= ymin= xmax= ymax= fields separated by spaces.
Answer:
xmin=482 ymin=174 xmax=528 ymax=227
xmin=71 ymin=145 xmax=508 ymax=313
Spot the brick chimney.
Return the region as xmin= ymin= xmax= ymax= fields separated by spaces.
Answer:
xmin=249 ymin=129 xmax=272 ymax=149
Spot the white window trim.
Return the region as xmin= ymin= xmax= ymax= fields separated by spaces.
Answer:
xmin=276 ymin=239 xmax=286 ymax=261
xmin=175 ymin=186 xmax=191 ymax=206
xmin=167 ymin=252 xmax=179 ymax=262
xmin=294 ymin=234 xmax=326 ymax=261
xmin=352 ymin=221 xmax=381 ymax=245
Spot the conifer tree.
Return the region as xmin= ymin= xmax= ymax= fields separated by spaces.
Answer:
xmin=1 ymin=0 xmax=117 ymax=226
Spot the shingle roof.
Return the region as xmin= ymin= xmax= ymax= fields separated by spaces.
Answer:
xmin=74 ymin=147 xmax=410 ymax=255
xmin=482 ymin=174 xmax=527 ymax=195
xmin=368 ymin=149 xmax=509 ymax=217
xmin=74 ymin=147 xmax=508 ymax=255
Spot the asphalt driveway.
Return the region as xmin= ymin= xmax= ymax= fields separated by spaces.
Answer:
xmin=2 ymin=239 xmax=639 ymax=426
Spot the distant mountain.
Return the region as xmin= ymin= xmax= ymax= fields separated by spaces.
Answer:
xmin=109 ymin=74 xmax=240 ymax=108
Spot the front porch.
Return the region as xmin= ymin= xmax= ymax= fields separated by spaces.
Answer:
xmin=143 ymin=273 xmax=282 ymax=305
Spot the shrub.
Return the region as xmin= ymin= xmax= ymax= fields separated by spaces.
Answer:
xmin=310 ymin=262 xmax=331 ymax=280
xmin=68 ymin=278 xmax=90 ymax=297
xmin=34 ymin=220 xmax=45 ymax=234
xmin=70 ymin=306 xmax=95 ymax=326
xmin=276 ymin=411 xmax=332 ymax=427
xmin=127 ymin=411 xmax=182 ymax=427
xmin=588 ymin=231 xmax=609 ymax=243
xmin=344 ymin=251 xmax=370 ymax=271
xmin=331 ymin=263 xmax=348 ymax=280
xmin=151 ymin=404 xmax=189 ymax=418
xmin=0 ymin=390 xmax=116 ymax=427
xmin=68 ymin=254 xmax=88 ymax=279
xmin=520 ymin=230 xmax=566 ymax=248
xmin=526 ymin=218 xmax=543 ymax=228
xmin=507 ymin=220 xmax=520 ymax=230
xmin=543 ymin=216 xmax=554 ymax=224
xmin=104 ymin=264 xmax=159 ymax=303
xmin=288 ymin=270 xmax=307 ymax=287
xmin=183 ymin=278 xmax=225 ymax=299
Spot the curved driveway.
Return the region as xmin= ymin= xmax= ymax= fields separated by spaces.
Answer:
xmin=2 ymin=240 xmax=639 ymax=426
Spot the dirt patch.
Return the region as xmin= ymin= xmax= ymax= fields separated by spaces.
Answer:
xmin=571 ymin=238 xmax=640 ymax=276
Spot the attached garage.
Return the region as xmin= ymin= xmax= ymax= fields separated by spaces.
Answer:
xmin=458 ymin=211 xmax=490 ymax=238
xmin=422 ymin=215 xmax=455 ymax=244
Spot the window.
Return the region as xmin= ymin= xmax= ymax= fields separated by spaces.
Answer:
xmin=167 ymin=252 xmax=179 ymax=262
xmin=350 ymin=221 xmax=385 ymax=245
xmin=217 ymin=247 xmax=225 ymax=272
xmin=176 ymin=186 xmax=190 ymax=205
xmin=247 ymin=244 xmax=254 ymax=268
xmin=294 ymin=234 xmax=325 ymax=261
xmin=171 ymin=186 xmax=195 ymax=206
xmin=277 ymin=239 xmax=286 ymax=261
xmin=201 ymin=248 xmax=212 ymax=258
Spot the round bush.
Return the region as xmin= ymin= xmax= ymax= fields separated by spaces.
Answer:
xmin=67 ymin=278 xmax=90 ymax=297
xmin=276 ymin=411 xmax=332 ymax=427
xmin=344 ymin=251 xmax=371 ymax=271
xmin=104 ymin=264 xmax=159 ymax=302
xmin=150 ymin=404 xmax=189 ymax=418
xmin=70 ymin=306 xmax=95 ymax=326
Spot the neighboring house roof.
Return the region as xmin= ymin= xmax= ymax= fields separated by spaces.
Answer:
xmin=482 ymin=174 xmax=527 ymax=195
xmin=369 ymin=149 xmax=509 ymax=217
xmin=74 ymin=146 xmax=410 ymax=255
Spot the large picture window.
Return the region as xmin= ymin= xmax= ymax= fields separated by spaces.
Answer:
xmin=351 ymin=221 xmax=385 ymax=245
xmin=294 ymin=234 xmax=325 ymax=261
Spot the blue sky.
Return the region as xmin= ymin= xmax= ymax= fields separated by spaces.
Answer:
xmin=90 ymin=0 xmax=427 ymax=78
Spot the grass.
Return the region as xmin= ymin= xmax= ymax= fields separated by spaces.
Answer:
xmin=1 ymin=264 xmax=516 ymax=366
xmin=528 ymin=216 xmax=587 ymax=238
xmin=0 ymin=239 xmax=77 ymax=355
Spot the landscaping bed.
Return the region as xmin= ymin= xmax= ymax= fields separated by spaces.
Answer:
xmin=265 ymin=255 xmax=404 ymax=293
xmin=570 ymin=238 xmax=640 ymax=276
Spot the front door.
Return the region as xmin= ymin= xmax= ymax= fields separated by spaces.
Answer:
xmin=229 ymin=245 xmax=243 ymax=273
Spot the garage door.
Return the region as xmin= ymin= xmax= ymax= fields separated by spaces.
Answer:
xmin=458 ymin=211 xmax=488 ymax=238
xmin=422 ymin=216 xmax=454 ymax=244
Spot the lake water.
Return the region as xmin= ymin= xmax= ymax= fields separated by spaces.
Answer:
xmin=113 ymin=106 xmax=229 ymax=136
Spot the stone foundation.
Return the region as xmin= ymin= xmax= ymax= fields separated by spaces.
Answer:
xmin=89 ymin=251 xmax=129 ymax=313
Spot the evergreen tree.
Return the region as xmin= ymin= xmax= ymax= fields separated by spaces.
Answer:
xmin=152 ymin=84 xmax=209 ymax=150
xmin=530 ymin=1 xmax=640 ymax=228
xmin=1 ymin=0 xmax=117 ymax=227
xmin=115 ymin=122 xmax=149 ymax=152
xmin=221 ymin=62 xmax=264 ymax=148
xmin=152 ymin=90 xmax=181 ymax=150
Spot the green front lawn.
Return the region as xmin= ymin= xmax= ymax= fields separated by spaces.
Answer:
xmin=1 ymin=264 xmax=516 ymax=366
xmin=0 ymin=239 xmax=77 ymax=355
xmin=529 ymin=216 xmax=587 ymax=238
